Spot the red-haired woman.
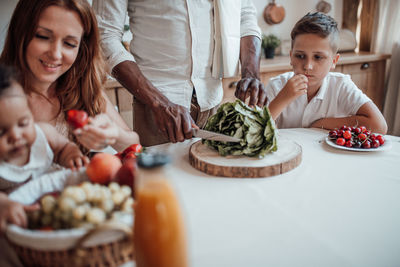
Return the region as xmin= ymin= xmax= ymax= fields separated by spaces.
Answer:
xmin=1 ymin=0 xmax=139 ymax=154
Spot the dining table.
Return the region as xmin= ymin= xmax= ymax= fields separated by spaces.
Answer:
xmin=138 ymin=127 xmax=400 ymax=267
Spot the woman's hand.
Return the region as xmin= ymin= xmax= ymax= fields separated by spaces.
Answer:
xmin=73 ymin=113 xmax=120 ymax=151
xmin=0 ymin=195 xmax=39 ymax=233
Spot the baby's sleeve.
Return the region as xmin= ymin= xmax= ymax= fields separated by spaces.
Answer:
xmin=9 ymin=168 xmax=88 ymax=205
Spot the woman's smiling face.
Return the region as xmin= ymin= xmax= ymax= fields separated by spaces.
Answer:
xmin=290 ymin=33 xmax=339 ymax=91
xmin=25 ymin=5 xmax=84 ymax=90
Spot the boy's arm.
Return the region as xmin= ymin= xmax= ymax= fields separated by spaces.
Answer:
xmin=310 ymin=102 xmax=388 ymax=134
xmin=268 ymin=74 xmax=308 ymax=120
xmin=37 ymin=123 xmax=89 ymax=170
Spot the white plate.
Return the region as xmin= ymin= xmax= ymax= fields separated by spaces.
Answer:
xmin=325 ymin=137 xmax=392 ymax=152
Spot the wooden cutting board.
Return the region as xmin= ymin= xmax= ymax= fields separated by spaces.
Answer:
xmin=189 ymin=139 xmax=301 ymax=178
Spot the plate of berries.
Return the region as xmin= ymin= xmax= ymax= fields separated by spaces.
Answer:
xmin=325 ymin=125 xmax=392 ymax=152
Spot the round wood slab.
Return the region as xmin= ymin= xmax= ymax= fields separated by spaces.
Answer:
xmin=189 ymin=140 xmax=302 ymax=178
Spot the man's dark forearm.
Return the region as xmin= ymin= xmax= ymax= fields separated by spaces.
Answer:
xmin=240 ymin=35 xmax=262 ymax=79
xmin=111 ymin=60 xmax=170 ymax=109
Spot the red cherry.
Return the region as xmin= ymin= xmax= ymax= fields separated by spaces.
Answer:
xmin=370 ymin=134 xmax=377 ymax=141
xmin=377 ymin=135 xmax=385 ymax=145
xmin=371 ymin=140 xmax=380 ymax=148
xmin=343 ymin=130 xmax=352 ymax=139
xmin=358 ymin=133 xmax=367 ymax=141
xmin=362 ymin=140 xmax=371 ymax=149
xmin=329 ymin=130 xmax=338 ymax=138
xmin=360 ymin=126 xmax=367 ymax=133
xmin=340 ymin=125 xmax=347 ymax=131
xmin=345 ymin=140 xmax=353 ymax=147
xmin=336 ymin=138 xmax=345 ymax=146
xmin=354 ymin=127 xmax=362 ymax=134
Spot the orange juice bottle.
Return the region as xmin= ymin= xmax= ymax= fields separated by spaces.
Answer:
xmin=134 ymin=167 xmax=188 ymax=267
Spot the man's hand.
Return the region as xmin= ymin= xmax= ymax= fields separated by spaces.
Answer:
xmin=235 ymin=77 xmax=268 ymax=107
xmin=237 ymin=35 xmax=267 ymax=107
xmin=113 ymin=61 xmax=197 ymax=144
xmin=152 ymin=101 xmax=195 ymax=143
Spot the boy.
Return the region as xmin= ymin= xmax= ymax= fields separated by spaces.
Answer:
xmin=266 ymin=12 xmax=387 ymax=134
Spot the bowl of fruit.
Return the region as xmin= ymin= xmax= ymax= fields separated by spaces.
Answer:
xmin=326 ymin=125 xmax=391 ymax=152
xmin=6 ymin=181 xmax=134 ymax=266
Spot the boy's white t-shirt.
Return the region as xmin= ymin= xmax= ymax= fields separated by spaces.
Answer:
xmin=265 ymin=72 xmax=372 ymax=129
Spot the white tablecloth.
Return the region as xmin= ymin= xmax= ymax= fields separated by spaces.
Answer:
xmin=145 ymin=128 xmax=400 ymax=267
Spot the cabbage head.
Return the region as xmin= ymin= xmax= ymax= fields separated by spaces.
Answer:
xmin=202 ymin=100 xmax=277 ymax=157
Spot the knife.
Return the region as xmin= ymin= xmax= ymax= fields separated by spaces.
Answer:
xmin=192 ymin=128 xmax=241 ymax=143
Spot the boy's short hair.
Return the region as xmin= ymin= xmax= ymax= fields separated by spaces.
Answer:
xmin=291 ymin=12 xmax=339 ymax=53
xmin=0 ymin=64 xmax=18 ymax=96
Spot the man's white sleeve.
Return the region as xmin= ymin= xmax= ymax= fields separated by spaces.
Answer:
xmin=92 ymin=0 xmax=136 ymax=71
xmin=240 ymin=0 xmax=262 ymax=39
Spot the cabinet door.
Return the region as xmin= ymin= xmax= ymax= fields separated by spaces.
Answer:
xmin=340 ymin=61 xmax=385 ymax=110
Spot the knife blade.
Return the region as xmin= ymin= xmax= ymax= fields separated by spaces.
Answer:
xmin=192 ymin=129 xmax=241 ymax=143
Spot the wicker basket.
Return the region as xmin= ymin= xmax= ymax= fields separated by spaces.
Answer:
xmin=6 ymin=221 xmax=134 ymax=267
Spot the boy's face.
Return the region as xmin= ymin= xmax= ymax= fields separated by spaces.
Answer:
xmin=0 ymin=83 xmax=36 ymax=166
xmin=290 ymin=33 xmax=339 ymax=91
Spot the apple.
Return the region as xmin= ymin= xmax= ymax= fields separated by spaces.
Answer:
xmin=86 ymin=153 xmax=122 ymax=185
xmin=67 ymin=109 xmax=89 ymax=129
xmin=114 ymin=158 xmax=137 ymax=197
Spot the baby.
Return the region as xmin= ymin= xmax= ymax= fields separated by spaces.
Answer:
xmin=0 ymin=64 xmax=89 ymax=233
xmin=266 ymin=12 xmax=387 ymax=134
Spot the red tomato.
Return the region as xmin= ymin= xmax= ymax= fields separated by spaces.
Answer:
xmin=343 ymin=130 xmax=352 ymax=139
xmin=67 ymin=110 xmax=89 ymax=129
xmin=123 ymin=151 xmax=137 ymax=163
xmin=336 ymin=138 xmax=345 ymax=146
xmin=122 ymin=144 xmax=143 ymax=156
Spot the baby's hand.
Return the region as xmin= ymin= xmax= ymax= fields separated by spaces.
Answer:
xmin=281 ymin=74 xmax=308 ymax=100
xmin=73 ymin=114 xmax=119 ymax=151
xmin=0 ymin=199 xmax=39 ymax=233
xmin=59 ymin=143 xmax=89 ymax=170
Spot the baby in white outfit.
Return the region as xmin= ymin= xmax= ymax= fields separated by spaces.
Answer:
xmin=0 ymin=65 xmax=89 ymax=233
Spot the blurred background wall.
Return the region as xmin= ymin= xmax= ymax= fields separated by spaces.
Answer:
xmin=0 ymin=0 xmax=341 ymax=53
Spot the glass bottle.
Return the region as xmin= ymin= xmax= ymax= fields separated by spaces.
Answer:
xmin=133 ymin=162 xmax=188 ymax=267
